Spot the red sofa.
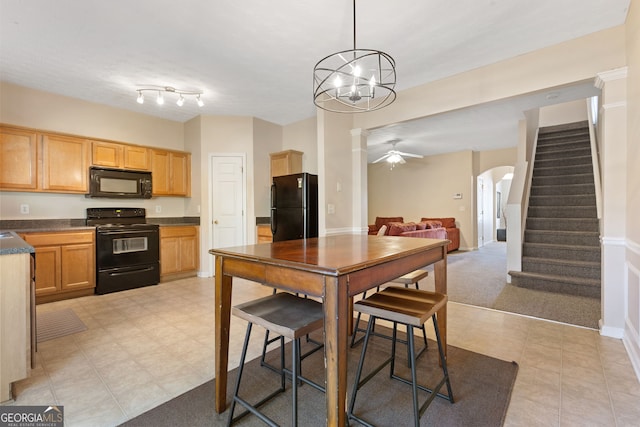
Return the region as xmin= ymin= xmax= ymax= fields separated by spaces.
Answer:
xmin=368 ymin=216 xmax=460 ymax=252
xmin=421 ymin=217 xmax=460 ymax=252
xmin=386 ymin=221 xmax=447 ymax=240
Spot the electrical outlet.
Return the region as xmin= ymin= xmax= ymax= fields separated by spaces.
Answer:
xmin=155 ymin=205 xmax=162 ymax=213
xmin=20 ymin=204 xmax=29 ymax=214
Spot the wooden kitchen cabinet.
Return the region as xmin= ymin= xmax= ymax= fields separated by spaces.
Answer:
xmin=270 ymin=149 xmax=302 ymax=181
xmin=151 ymin=149 xmax=191 ymax=196
xmin=41 ymin=133 xmax=90 ymax=193
xmin=92 ymin=140 xmax=150 ymax=170
xmin=160 ymin=226 xmax=199 ymax=281
xmin=0 ymin=126 xmax=38 ymax=191
xmin=21 ymin=231 xmax=95 ymax=304
xmin=256 ymin=224 xmax=272 ymax=243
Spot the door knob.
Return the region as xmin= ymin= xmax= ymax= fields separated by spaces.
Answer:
xmin=214 ymin=220 xmax=218 ymax=224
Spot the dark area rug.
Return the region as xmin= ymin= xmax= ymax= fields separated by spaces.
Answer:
xmin=122 ymin=328 xmax=518 ymax=427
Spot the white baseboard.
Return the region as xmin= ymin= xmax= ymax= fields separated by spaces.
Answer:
xmin=599 ymin=321 xmax=625 ymax=339
xmin=624 ymin=320 xmax=640 ymax=383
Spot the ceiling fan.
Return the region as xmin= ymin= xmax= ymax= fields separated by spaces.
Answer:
xmin=372 ymin=140 xmax=424 ymax=165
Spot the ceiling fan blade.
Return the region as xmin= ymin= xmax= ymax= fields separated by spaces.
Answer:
xmin=372 ymin=153 xmax=391 ymax=163
xmin=396 ymin=151 xmax=423 ymax=159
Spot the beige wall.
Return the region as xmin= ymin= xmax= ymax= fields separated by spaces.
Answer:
xmin=539 ymin=99 xmax=589 ymax=127
xmin=253 ymin=118 xmax=283 ymax=218
xmin=368 ymin=150 xmax=475 ymax=249
xmin=624 ymin=0 xmax=640 ymax=377
xmin=283 ymin=116 xmax=318 ymax=175
xmin=352 ymin=26 xmax=626 ymax=133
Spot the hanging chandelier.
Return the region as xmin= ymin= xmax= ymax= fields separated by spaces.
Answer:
xmin=135 ymin=85 xmax=204 ymax=107
xmin=313 ymin=0 xmax=396 ymax=113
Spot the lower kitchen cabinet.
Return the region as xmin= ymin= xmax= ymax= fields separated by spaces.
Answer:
xmin=160 ymin=226 xmax=199 ymax=281
xmin=21 ymin=230 xmax=95 ymax=304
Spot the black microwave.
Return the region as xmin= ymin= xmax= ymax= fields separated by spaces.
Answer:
xmin=87 ymin=167 xmax=152 ymax=199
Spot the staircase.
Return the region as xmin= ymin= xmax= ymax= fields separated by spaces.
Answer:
xmin=509 ymin=121 xmax=601 ymax=298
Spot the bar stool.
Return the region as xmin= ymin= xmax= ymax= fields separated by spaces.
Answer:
xmin=351 ymin=270 xmax=430 ymax=362
xmin=260 ymin=290 xmax=323 ymax=375
xmin=348 ymin=287 xmax=454 ymax=427
xmin=227 ymin=292 xmax=325 ymax=427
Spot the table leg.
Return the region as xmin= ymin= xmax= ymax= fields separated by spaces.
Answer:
xmin=323 ymin=276 xmax=349 ymax=427
xmin=433 ymin=254 xmax=448 ymax=357
xmin=214 ymin=256 xmax=233 ymax=413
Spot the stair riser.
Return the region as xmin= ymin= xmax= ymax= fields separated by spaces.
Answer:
xmin=522 ymin=260 xmax=600 ymax=279
xmin=534 ymin=156 xmax=592 ymax=168
xmin=524 ymin=231 xmax=600 ymax=246
xmin=509 ymin=274 xmax=600 ymax=298
xmin=536 ymin=144 xmax=591 ymax=156
xmin=530 ymin=184 xmax=594 ymax=196
xmin=538 ymin=121 xmax=589 ymax=133
xmin=532 ymin=174 xmax=594 ymax=186
xmin=526 ymin=218 xmax=599 ymax=232
xmin=528 ymin=206 xmax=597 ymax=218
xmin=533 ymin=164 xmax=593 ymax=177
xmin=538 ymin=136 xmax=590 ymax=146
xmin=523 ymin=245 xmax=601 ymax=262
xmin=529 ymin=195 xmax=596 ymax=206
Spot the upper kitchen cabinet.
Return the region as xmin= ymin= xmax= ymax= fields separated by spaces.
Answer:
xmin=41 ymin=133 xmax=90 ymax=193
xmin=92 ymin=140 xmax=150 ymax=171
xmin=151 ymin=149 xmax=191 ymax=197
xmin=270 ymin=150 xmax=302 ymax=181
xmin=0 ymin=126 xmax=38 ymax=190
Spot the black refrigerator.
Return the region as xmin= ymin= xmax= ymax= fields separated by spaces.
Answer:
xmin=270 ymin=173 xmax=318 ymax=242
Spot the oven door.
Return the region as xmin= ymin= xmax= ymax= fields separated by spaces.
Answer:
xmin=96 ymin=226 xmax=159 ymax=269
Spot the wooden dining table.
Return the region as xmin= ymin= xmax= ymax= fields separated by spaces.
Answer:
xmin=210 ymin=234 xmax=449 ymax=426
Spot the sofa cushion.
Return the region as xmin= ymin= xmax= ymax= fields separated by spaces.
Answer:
xmin=415 ymin=221 xmax=427 ymax=230
xmin=423 ymin=220 xmax=442 ymax=229
xmin=375 ymin=216 xmax=404 ymax=230
xmin=388 ymin=222 xmax=417 ymax=236
xmin=421 ymin=217 xmax=456 ymax=229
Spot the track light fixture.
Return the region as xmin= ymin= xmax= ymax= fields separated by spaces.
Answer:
xmin=135 ymin=86 xmax=204 ymax=107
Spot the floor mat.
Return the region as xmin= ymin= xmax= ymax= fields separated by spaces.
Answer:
xmin=37 ymin=308 xmax=87 ymax=343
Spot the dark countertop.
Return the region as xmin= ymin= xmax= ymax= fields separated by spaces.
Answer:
xmin=256 ymin=217 xmax=270 ymax=225
xmin=0 ymin=231 xmax=35 ymax=255
xmin=0 ymin=217 xmax=200 ymax=233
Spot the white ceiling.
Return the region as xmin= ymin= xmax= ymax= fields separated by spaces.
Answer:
xmin=0 ymin=0 xmax=630 ymax=161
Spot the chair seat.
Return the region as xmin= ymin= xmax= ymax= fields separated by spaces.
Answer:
xmin=390 ymin=269 xmax=429 ymax=286
xmin=354 ymin=287 xmax=447 ymax=327
xmin=233 ymin=292 xmax=324 ymax=340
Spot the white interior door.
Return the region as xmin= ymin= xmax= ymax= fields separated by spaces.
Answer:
xmin=211 ymin=155 xmax=245 ymax=250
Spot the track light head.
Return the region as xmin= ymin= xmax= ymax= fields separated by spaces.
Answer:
xmin=135 ymin=85 xmax=204 ymax=108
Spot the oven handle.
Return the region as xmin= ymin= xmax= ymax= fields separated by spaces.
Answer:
xmin=99 ymin=229 xmax=158 ymax=236
xmin=107 ymin=266 xmax=156 ymax=276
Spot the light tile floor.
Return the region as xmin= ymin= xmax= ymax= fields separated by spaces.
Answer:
xmin=3 ymin=277 xmax=640 ymax=426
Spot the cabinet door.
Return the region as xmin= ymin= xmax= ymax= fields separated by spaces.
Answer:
xmin=270 ymin=150 xmax=303 ymax=181
xmin=124 ymin=145 xmax=150 ymax=170
xmin=170 ymin=152 xmax=190 ymax=196
xmin=151 ymin=149 xmax=171 ymax=195
xmin=0 ymin=127 xmax=38 ymax=190
xmin=92 ymin=141 xmax=123 ymax=168
xmin=160 ymin=237 xmax=180 ymax=274
xmin=33 ymin=246 xmax=61 ymax=295
xmin=60 ymin=244 xmax=95 ymax=291
xmin=41 ymin=134 xmax=90 ymax=192
xmin=179 ymin=234 xmax=198 ymax=271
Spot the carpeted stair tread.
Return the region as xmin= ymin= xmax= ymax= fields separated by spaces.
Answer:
xmin=522 ymin=256 xmax=599 ymax=268
xmin=529 ymin=194 xmax=596 ymax=206
xmin=508 ymin=270 xmax=600 ymax=298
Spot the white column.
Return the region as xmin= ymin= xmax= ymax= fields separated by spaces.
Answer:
xmin=595 ymin=67 xmax=628 ymax=338
xmin=351 ymin=128 xmax=369 ymax=234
